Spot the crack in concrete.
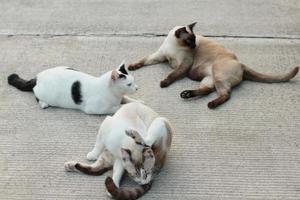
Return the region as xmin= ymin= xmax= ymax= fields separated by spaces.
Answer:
xmin=2 ymin=33 xmax=300 ymax=40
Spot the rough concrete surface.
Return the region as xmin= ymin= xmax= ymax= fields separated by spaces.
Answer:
xmin=0 ymin=1 xmax=300 ymax=200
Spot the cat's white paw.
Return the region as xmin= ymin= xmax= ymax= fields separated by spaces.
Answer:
xmin=106 ymin=190 xmax=112 ymax=198
xmin=39 ymin=101 xmax=49 ymax=109
xmin=64 ymin=161 xmax=77 ymax=172
xmin=86 ymin=151 xmax=98 ymax=161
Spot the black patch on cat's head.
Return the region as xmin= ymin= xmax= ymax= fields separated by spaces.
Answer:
xmin=71 ymin=81 xmax=82 ymax=104
xmin=119 ymin=74 xmax=126 ymax=79
xmin=175 ymin=27 xmax=196 ymax=49
xmin=175 ymin=27 xmax=187 ymax=38
xmin=119 ymin=64 xmax=128 ymax=75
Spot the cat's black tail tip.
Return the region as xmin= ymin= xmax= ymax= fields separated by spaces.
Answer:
xmin=8 ymin=73 xmax=20 ymax=85
xmin=7 ymin=73 xmax=36 ymax=92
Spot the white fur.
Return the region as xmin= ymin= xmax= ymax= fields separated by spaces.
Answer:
xmin=33 ymin=64 xmax=139 ymax=114
xmin=87 ymin=102 xmax=171 ymax=187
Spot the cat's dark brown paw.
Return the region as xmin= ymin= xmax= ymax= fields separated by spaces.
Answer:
xmin=128 ymin=63 xmax=143 ymax=71
xmin=207 ymin=101 xmax=218 ymax=109
xmin=180 ymin=90 xmax=194 ymax=99
xmin=160 ymin=79 xmax=170 ymax=88
xmin=141 ymin=182 xmax=152 ymax=192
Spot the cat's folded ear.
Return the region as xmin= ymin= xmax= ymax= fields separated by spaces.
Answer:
xmin=125 ymin=129 xmax=148 ymax=147
xmin=187 ymin=22 xmax=197 ymax=32
xmin=121 ymin=148 xmax=132 ymax=160
xmin=125 ymin=129 xmax=139 ymax=139
xmin=111 ymin=70 xmax=119 ymax=81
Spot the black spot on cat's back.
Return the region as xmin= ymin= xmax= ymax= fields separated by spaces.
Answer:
xmin=71 ymin=81 xmax=82 ymax=104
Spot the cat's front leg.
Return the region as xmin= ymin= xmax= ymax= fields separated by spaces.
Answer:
xmin=87 ymin=133 xmax=105 ymax=161
xmin=128 ymin=51 xmax=166 ymax=71
xmin=104 ymin=158 xmax=124 ymax=197
xmin=121 ymin=96 xmax=144 ymax=104
xmin=105 ymin=105 xmax=122 ymax=114
xmin=160 ymin=65 xmax=190 ymax=88
xmin=111 ymin=159 xmax=124 ymax=188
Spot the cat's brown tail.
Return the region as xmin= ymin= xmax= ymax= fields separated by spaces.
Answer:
xmin=242 ymin=64 xmax=299 ymax=83
xmin=105 ymin=177 xmax=152 ymax=200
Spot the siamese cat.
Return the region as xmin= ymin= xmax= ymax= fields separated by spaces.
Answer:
xmin=64 ymin=102 xmax=173 ymax=200
xmin=129 ymin=22 xmax=299 ymax=108
xmin=8 ymin=63 xmax=139 ymax=114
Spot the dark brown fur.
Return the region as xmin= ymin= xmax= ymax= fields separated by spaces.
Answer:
xmin=105 ymin=176 xmax=152 ymax=200
xmin=74 ymin=163 xmax=112 ymax=176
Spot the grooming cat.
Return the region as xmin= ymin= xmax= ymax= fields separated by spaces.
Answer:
xmin=129 ymin=22 xmax=299 ymax=108
xmin=64 ymin=102 xmax=173 ymax=200
xmin=8 ymin=63 xmax=139 ymax=114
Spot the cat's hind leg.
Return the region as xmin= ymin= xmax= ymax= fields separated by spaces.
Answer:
xmin=128 ymin=51 xmax=166 ymax=71
xmin=65 ymin=150 xmax=113 ymax=175
xmin=207 ymin=80 xmax=231 ymax=109
xmin=180 ymin=76 xmax=215 ymax=99
xmin=145 ymin=117 xmax=170 ymax=147
xmin=207 ymin=60 xmax=243 ymax=109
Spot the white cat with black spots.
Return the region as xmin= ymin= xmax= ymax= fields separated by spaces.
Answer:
xmin=8 ymin=63 xmax=140 ymax=114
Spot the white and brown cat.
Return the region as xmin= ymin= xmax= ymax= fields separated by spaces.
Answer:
xmin=64 ymin=102 xmax=173 ymax=200
xmin=8 ymin=63 xmax=139 ymax=114
xmin=129 ymin=22 xmax=299 ymax=108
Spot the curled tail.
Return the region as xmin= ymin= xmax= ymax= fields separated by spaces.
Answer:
xmin=8 ymin=73 xmax=36 ymax=91
xmin=242 ymin=64 xmax=299 ymax=83
xmin=105 ymin=177 xmax=152 ymax=200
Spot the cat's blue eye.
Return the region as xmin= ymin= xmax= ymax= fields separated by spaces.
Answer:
xmin=127 ymin=83 xmax=132 ymax=86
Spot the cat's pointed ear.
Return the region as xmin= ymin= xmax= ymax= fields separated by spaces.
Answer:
xmin=118 ymin=63 xmax=128 ymax=75
xmin=187 ymin=22 xmax=197 ymax=32
xmin=111 ymin=70 xmax=119 ymax=81
xmin=121 ymin=148 xmax=132 ymax=160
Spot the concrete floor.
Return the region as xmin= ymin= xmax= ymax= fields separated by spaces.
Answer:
xmin=0 ymin=1 xmax=300 ymax=199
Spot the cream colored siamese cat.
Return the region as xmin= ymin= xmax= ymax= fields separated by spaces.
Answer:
xmin=64 ymin=102 xmax=173 ymax=200
xmin=129 ymin=22 xmax=299 ymax=108
xmin=8 ymin=63 xmax=139 ymax=114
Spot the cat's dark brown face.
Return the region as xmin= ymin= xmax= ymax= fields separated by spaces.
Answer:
xmin=175 ymin=22 xmax=197 ymax=49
